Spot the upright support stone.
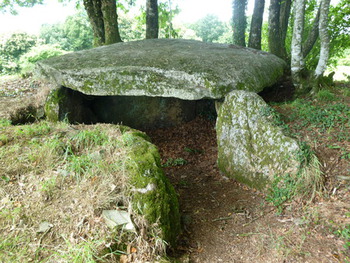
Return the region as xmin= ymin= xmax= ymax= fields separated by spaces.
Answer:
xmin=216 ymin=90 xmax=301 ymax=190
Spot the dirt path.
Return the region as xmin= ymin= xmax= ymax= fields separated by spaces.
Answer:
xmin=147 ymin=117 xmax=348 ymax=263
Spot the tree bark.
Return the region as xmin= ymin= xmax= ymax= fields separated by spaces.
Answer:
xmin=303 ymin=7 xmax=320 ymax=58
xmin=83 ymin=0 xmax=105 ymax=46
xmin=248 ymin=0 xmax=265 ymax=50
xmin=291 ymin=0 xmax=305 ymax=89
xmin=280 ymin=0 xmax=291 ymax=46
xmin=315 ymin=0 xmax=331 ymax=78
xmin=101 ymin=0 xmax=122 ymax=44
xmin=268 ymin=0 xmax=288 ymax=60
xmin=146 ymin=0 xmax=159 ymax=39
xmin=232 ymin=0 xmax=247 ymax=46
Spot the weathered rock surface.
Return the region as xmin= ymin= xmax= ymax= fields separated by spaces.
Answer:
xmin=36 ymin=39 xmax=286 ymax=100
xmin=121 ymin=127 xmax=180 ymax=245
xmin=216 ymin=90 xmax=301 ymax=190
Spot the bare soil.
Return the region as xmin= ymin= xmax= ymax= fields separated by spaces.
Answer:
xmin=147 ymin=116 xmax=350 ymax=263
xmin=1 ymin=76 xmax=350 ymax=262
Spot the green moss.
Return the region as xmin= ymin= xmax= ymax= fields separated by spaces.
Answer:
xmin=120 ymin=130 xmax=180 ymax=247
xmin=44 ymin=87 xmax=66 ymax=122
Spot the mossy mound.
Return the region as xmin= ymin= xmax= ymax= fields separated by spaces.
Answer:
xmin=0 ymin=120 xmax=180 ymax=262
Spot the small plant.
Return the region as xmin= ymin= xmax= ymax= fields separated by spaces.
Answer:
xmin=71 ymin=128 xmax=109 ymax=150
xmin=260 ymin=106 xmax=291 ymax=134
xmin=335 ymin=225 xmax=350 ymax=249
xmin=15 ymin=121 xmax=51 ymax=137
xmin=0 ymin=119 xmax=11 ymax=127
xmin=316 ymin=89 xmax=336 ymax=101
xmin=267 ymin=142 xmax=323 ymax=212
xmin=66 ymin=154 xmax=95 ymax=180
xmin=266 ymin=173 xmax=296 ymax=213
xmin=184 ymin=147 xmax=203 ymax=154
xmin=40 ymin=176 xmax=58 ymax=200
xmin=162 ymin=158 xmax=188 ymax=167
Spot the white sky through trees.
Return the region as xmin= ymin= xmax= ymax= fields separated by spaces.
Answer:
xmin=0 ymin=0 xmax=235 ymax=35
xmin=0 ymin=0 xmax=339 ymax=35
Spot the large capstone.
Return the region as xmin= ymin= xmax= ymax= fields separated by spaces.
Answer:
xmin=36 ymin=39 xmax=286 ymax=128
xmin=36 ymin=38 xmax=287 ymax=100
xmin=216 ymin=90 xmax=301 ymax=190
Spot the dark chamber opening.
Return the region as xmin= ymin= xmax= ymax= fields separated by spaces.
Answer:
xmin=58 ymin=87 xmax=217 ymax=130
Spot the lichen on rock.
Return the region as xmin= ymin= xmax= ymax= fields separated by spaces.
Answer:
xmin=120 ymin=127 xmax=181 ymax=246
xmin=216 ymin=90 xmax=301 ymax=190
xmin=36 ymin=39 xmax=286 ymax=100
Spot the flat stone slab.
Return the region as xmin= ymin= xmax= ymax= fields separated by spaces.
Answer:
xmin=36 ymin=39 xmax=286 ymax=100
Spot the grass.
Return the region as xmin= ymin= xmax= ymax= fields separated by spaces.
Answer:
xmin=266 ymin=84 xmax=350 ymax=212
xmin=162 ymin=157 xmax=188 ymax=167
xmin=0 ymin=121 xmax=168 ymax=262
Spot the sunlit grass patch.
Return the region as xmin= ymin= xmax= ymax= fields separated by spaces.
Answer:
xmin=0 ymin=121 xmax=175 ymax=262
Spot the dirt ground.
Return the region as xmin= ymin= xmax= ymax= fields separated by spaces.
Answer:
xmin=148 ymin=117 xmax=350 ymax=263
xmin=1 ymin=76 xmax=350 ymax=262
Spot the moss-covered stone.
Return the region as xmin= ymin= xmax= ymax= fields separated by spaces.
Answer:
xmin=120 ymin=127 xmax=181 ymax=246
xmin=36 ymin=39 xmax=286 ymax=100
xmin=216 ymin=90 xmax=301 ymax=191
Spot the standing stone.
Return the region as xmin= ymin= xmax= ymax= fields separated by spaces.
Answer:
xmin=216 ymin=90 xmax=301 ymax=190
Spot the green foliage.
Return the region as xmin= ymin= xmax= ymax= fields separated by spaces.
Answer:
xmin=0 ymin=118 xmax=12 ymax=127
xmin=260 ymin=106 xmax=291 ymax=134
xmin=337 ymin=49 xmax=350 ymax=66
xmin=162 ymin=158 xmax=188 ymax=167
xmin=266 ymin=173 xmax=296 ymax=213
xmin=316 ymin=89 xmax=336 ymax=101
xmin=290 ymin=99 xmax=350 ymax=133
xmin=267 ymin=147 xmax=323 ymax=213
xmin=121 ymin=1 xmax=181 ymax=41
xmin=215 ymin=22 xmax=233 ymax=44
xmin=190 ymin=15 xmax=225 ymax=43
xmin=39 ymin=12 xmax=93 ymax=51
xmin=335 ymin=225 xmax=350 ymax=249
xmin=119 ymin=13 xmax=144 ymax=41
xmin=184 ymin=147 xmax=203 ymax=154
xmin=70 ymin=129 xmax=109 ymax=151
xmin=157 ymin=1 xmax=181 ymax=38
xmin=0 ymin=0 xmax=43 ymax=14
xmin=302 ymin=0 xmax=350 ymax=69
xmin=18 ymin=44 xmax=66 ymax=75
xmin=0 ymin=32 xmax=37 ymax=74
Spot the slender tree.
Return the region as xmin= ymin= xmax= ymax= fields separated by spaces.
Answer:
xmin=232 ymin=0 xmax=247 ymax=46
xmin=302 ymin=8 xmax=321 ymax=58
xmin=315 ymin=0 xmax=331 ymax=78
xmin=268 ymin=0 xmax=291 ymax=61
xmin=280 ymin=0 xmax=292 ymax=48
xmin=291 ymin=0 xmax=305 ymax=90
xmin=146 ymin=0 xmax=159 ymax=39
xmin=248 ymin=0 xmax=265 ymax=49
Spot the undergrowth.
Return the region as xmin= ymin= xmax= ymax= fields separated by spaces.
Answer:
xmin=0 ymin=121 xmax=172 ymax=262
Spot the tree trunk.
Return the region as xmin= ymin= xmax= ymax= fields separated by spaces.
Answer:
xmin=146 ymin=0 xmax=159 ymax=39
xmin=280 ymin=0 xmax=291 ymax=47
xmin=248 ymin=0 xmax=265 ymax=50
xmin=291 ymin=0 xmax=305 ymax=90
xmin=101 ymin=0 xmax=122 ymax=44
xmin=303 ymin=7 xmax=320 ymax=58
xmin=232 ymin=0 xmax=247 ymax=46
xmin=315 ymin=0 xmax=331 ymax=78
xmin=83 ymin=0 xmax=105 ymax=46
xmin=268 ymin=0 xmax=288 ymax=60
